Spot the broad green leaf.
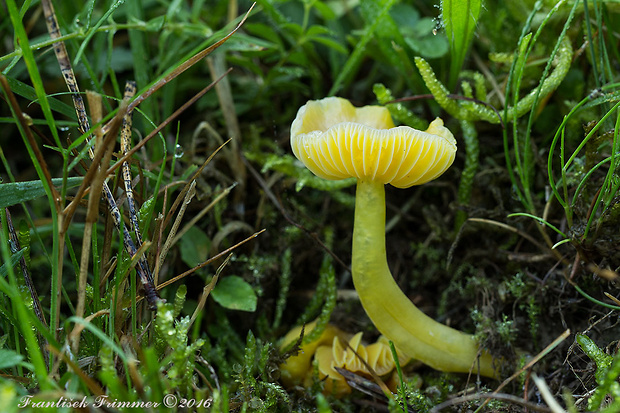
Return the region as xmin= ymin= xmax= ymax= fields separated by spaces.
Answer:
xmin=0 ymin=349 xmax=26 ymax=370
xmin=405 ymin=33 xmax=449 ymax=59
xmin=0 ymin=177 xmax=83 ymax=209
xmin=442 ymin=0 xmax=482 ymax=89
xmin=211 ymin=276 xmax=257 ymax=312
xmin=314 ymin=1 xmax=336 ymax=20
xmin=179 ymin=226 xmax=211 ymax=268
xmin=389 ymin=3 xmax=420 ymax=27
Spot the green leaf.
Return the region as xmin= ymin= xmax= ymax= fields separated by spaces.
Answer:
xmin=405 ymin=20 xmax=449 ymax=60
xmin=138 ymin=196 xmax=156 ymax=237
xmin=309 ymin=36 xmax=348 ymax=55
xmin=179 ymin=226 xmax=211 ymax=268
xmin=245 ymin=23 xmax=283 ymax=46
xmin=389 ymin=3 xmax=420 ymax=27
xmin=2 ymin=76 xmax=77 ymax=120
xmin=0 ymin=177 xmax=83 ymax=209
xmin=0 ymin=349 xmax=26 ymax=370
xmin=211 ymin=276 xmax=257 ymax=312
xmin=0 ymin=249 xmax=24 ymax=278
xmin=221 ymin=34 xmax=278 ymax=53
xmin=359 ymin=0 xmax=415 ymax=87
xmin=441 ymin=0 xmax=482 ymax=88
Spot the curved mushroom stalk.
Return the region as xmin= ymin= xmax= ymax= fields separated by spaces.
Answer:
xmin=352 ymin=179 xmax=497 ymax=378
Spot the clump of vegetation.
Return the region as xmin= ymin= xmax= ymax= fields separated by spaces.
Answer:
xmin=1 ymin=0 xmax=620 ymax=411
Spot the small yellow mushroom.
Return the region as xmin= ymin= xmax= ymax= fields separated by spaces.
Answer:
xmin=279 ymin=320 xmax=349 ymax=388
xmin=314 ymin=332 xmax=410 ymax=397
xmin=280 ymin=321 xmax=410 ymax=397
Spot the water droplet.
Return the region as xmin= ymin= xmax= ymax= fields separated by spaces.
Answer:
xmin=174 ymin=144 xmax=184 ymax=158
xmin=59 ymin=126 xmax=69 ymax=132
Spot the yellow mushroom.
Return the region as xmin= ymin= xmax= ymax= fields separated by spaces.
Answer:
xmin=280 ymin=320 xmax=411 ymax=396
xmin=314 ymin=332 xmax=411 ymax=396
xmin=290 ymin=97 xmax=497 ymax=378
xmin=279 ymin=320 xmax=349 ymax=387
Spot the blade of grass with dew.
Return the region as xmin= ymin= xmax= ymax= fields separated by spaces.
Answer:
xmin=0 ymin=177 xmax=83 ymax=209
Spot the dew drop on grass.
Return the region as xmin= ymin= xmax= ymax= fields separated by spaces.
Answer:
xmin=174 ymin=144 xmax=184 ymax=158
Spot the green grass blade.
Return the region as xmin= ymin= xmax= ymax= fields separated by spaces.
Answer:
xmin=0 ymin=177 xmax=83 ymax=209
xmin=73 ymin=0 xmax=125 ymax=66
xmin=66 ymin=316 xmax=129 ymax=363
xmin=1 ymin=76 xmax=77 ymax=120
xmin=5 ymin=0 xmax=63 ymax=150
xmin=0 ymin=211 xmax=50 ymax=389
xmin=328 ymin=0 xmax=397 ymax=96
xmin=441 ymin=0 xmax=482 ymax=89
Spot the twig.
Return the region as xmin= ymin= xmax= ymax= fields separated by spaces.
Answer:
xmin=342 ymin=341 xmax=393 ymax=400
xmin=119 ymin=82 xmax=142 ymax=248
xmin=171 ymin=183 xmax=237 ymax=246
xmin=160 ymin=139 xmax=231 ymax=232
xmin=430 ymin=391 xmax=553 ymax=413
xmin=532 ymin=374 xmax=568 ymax=413
xmin=206 ymin=53 xmax=246 ymax=206
xmin=189 ymin=254 xmax=232 ymax=328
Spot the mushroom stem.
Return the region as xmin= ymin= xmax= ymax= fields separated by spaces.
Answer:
xmin=352 ymin=179 xmax=497 ymax=378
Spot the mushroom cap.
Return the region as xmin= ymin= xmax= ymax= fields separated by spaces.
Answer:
xmin=290 ymin=97 xmax=457 ymax=188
